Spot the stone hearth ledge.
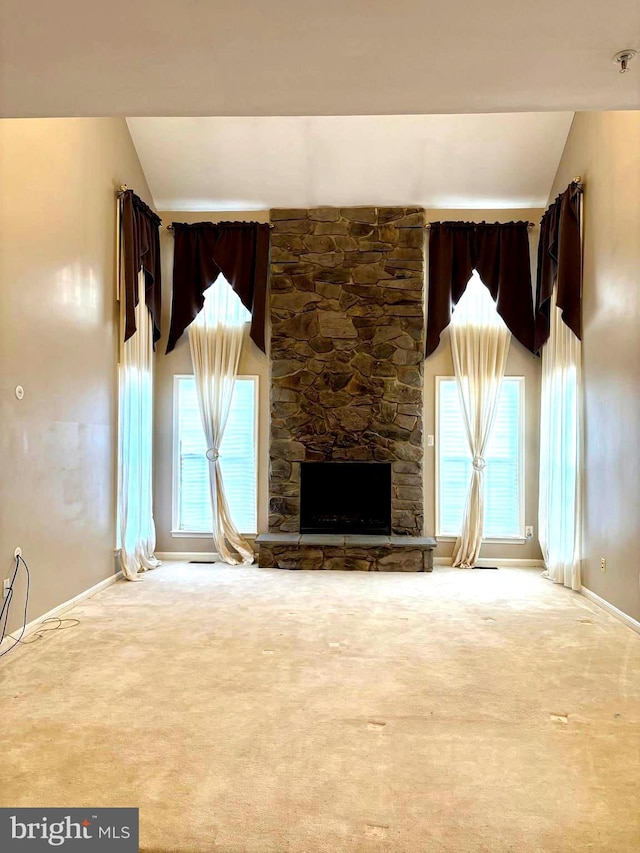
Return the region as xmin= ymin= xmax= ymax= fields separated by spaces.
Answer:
xmin=255 ymin=533 xmax=436 ymax=572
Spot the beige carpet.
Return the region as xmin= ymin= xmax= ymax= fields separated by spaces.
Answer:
xmin=1 ymin=563 xmax=639 ymax=852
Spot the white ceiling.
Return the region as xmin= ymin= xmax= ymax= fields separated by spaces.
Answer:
xmin=127 ymin=113 xmax=574 ymax=211
xmin=0 ymin=1 xmax=638 ymax=118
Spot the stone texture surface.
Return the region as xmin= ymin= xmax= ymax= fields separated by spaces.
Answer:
xmin=269 ymin=207 xmax=425 ymax=536
xmin=258 ymin=543 xmax=434 ymax=572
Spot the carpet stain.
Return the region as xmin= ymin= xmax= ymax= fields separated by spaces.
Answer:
xmin=364 ymin=824 xmax=389 ymax=839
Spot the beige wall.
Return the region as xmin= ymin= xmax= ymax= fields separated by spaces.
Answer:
xmin=153 ymin=211 xmax=270 ymax=554
xmin=155 ymin=207 xmax=543 ymax=563
xmin=423 ymin=208 xmax=544 ymax=563
xmin=548 ymin=111 xmax=640 ymax=621
xmin=0 ymin=118 xmax=154 ymax=633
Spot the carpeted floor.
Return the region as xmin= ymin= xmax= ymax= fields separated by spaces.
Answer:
xmin=1 ymin=563 xmax=639 ymax=852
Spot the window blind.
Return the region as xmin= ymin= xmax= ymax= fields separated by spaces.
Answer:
xmin=175 ymin=376 xmax=257 ymax=535
xmin=438 ymin=377 xmax=523 ymax=538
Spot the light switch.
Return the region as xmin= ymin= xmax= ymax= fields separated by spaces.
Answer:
xmin=427 ymin=435 xmax=434 ymax=447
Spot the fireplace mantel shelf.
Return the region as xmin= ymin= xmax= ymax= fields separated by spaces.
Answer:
xmin=255 ymin=533 xmax=436 ymax=572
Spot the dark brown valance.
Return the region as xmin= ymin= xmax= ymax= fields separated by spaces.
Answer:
xmin=534 ymin=182 xmax=582 ymax=352
xmin=119 ymin=190 xmax=162 ymax=346
xmin=426 ymin=221 xmax=535 ymax=357
xmin=166 ymin=221 xmax=270 ymax=354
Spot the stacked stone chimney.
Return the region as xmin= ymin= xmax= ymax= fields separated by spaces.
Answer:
xmin=268 ymin=206 xmax=425 ymax=536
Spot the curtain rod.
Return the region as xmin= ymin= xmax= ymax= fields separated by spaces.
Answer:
xmin=167 ymin=220 xmax=535 ymax=231
xmin=425 ymin=180 xmax=582 ymax=230
xmin=138 ymin=177 xmax=584 ymax=230
xmin=168 ymin=221 xmax=534 ymax=231
xmin=424 ymin=222 xmax=536 ymax=229
xmin=164 ymin=179 xmax=584 ymax=233
xmin=166 ymin=223 xmax=274 ymax=231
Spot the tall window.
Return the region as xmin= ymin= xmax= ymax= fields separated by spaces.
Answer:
xmin=437 ymin=375 xmax=524 ymax=539
xmin=173 ymin=375 xmax=258 ymax=535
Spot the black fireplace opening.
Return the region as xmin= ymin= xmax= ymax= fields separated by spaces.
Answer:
xmin=299 ymin=461 xmax=392 ymax=535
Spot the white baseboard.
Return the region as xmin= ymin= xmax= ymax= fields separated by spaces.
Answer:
xmin=156 ymin=551 xmax=221 ymax=562
xmin=0 ymin=570 xmax=123 ymax=656
xmin=434 ymin=557 xmax=545 ymax=568
xmin=580 ymin=586 xmax=640 ymax=635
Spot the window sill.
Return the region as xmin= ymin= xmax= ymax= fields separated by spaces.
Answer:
xmin=171 ymin=530 xmax=257 ymax=539
xmin=436 ymin=535 xmax=528 ymax=545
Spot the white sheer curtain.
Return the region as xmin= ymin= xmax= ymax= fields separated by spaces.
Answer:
xmin=450 ymin=273 xmax=512 ymax=568
xmin=538 ymin=287 xmax=582 ymax=589
xmin=117 ymin=273 xmax=161 ymax=580
xmin=188 ymin=277 xmax=255 ymax=565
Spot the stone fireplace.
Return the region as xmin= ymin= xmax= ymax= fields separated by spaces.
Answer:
xmin=256 ymin=207 xmax=436 ymax=571
xmin=267 ymin=206 xmax=426 ymax=541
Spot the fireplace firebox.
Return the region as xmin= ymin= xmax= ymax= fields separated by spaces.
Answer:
xmin=299 ymin=462 xmax=392 ymax=535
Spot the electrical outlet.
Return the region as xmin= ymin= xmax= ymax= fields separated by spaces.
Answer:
xmin=2 ymin=578 xmax=11 ymax=599
xmin=525 ymin=526 xmax=534 ymax=540
xmin=601 ymin=557 xmax=607 ymax=573
xmin=13 ymin=547 xmax=21 ymax=559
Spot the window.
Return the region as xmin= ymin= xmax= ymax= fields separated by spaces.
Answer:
xmin=437 ymin=376 xmax=524 ymax=540
xmin=173 ymin=375 xmax=258 ymax=535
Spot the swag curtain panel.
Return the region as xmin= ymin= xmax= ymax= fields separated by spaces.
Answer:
xmin=117 ymin=189 xmax=162 ymax=580
xmin=167 ymin=221 xmax=270 ymax=354
xmin=427 ymin=221 xmax=530 ymax=565
xmin=536 ymin=182 xmax=584 ymax=589
xmin=535 ymin=182 xmax=582 ymax=352
xmin=427 ymin=221 xmax=534 ymax=357
xmin=169 ymin=221 xmax=270 ymax=565
xmin=119 ymin=189 xmax=162 ymax=345
xmin=449 ymin=275 xmax=511 ymax=568
xmin=188 ymin=280 xmax=255 ymax=565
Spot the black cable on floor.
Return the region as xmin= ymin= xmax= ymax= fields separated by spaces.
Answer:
xmin=0 ymin=554 xmax=30 ymax=659
xmin=18 ymin=616 xmax=80 ymax=644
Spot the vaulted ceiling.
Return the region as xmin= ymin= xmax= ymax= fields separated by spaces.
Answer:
xmin=1 ymin=1 xmax=638 ymax=118
xmin=127 ymin=113 xmax=574 ymax=210
xmin=4 ymin=1 xmax=635 ymax=210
